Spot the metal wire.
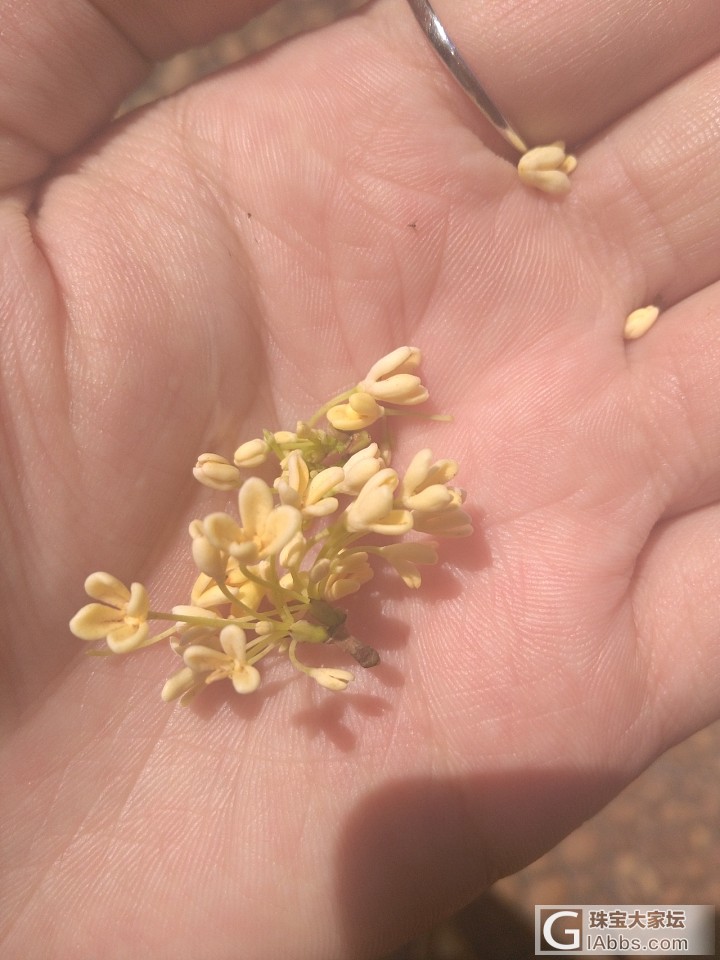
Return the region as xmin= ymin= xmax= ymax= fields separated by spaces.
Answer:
xmin=406 ymin=0 xmax=527 ymax=152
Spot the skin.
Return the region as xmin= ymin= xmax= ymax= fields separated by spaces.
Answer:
xmin=1 ymin=0 xmax=720 ymax=957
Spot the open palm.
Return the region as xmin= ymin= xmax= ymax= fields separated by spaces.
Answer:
xmin=2 ymin=1 xmax=720 ymax=957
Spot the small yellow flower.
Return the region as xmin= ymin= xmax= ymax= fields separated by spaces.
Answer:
xmin=327 ymin=392 xmax=383 ymax=431
xmin=203 ymin=477 xmax=302 ymax=564
xmin=358 ymin=346 xmax=428 ymax=405
xmin=379 ymin=541 xmax=439 ymax=588
xmin=319 ymin=551 xmax=374 ymax=601
xmin=183 ymin=624 xmax=261 ymax=694
xmin=345 ymin=468 xmax=413 ymax=535
xmin=304 ymin=466 xmax=345 ymax=516
xmin=517 ymin=142 xmax=577 ymax=194
xmin=400 ymin=448 xmax=458 ymax=512
xmin=233 ymin=438 xmax=270 ymax=468
xmin=191 ymin=559 xmax=268 ymax=611
xmin=72 ymin=346 xmax=473 ymax=702
xmin=69 ymin=572 xmax=150 ymax=653
xmin=193 ymin=453 xmax=242 ymax=491
xmin=275 ymin=450 xmax=344 ymax=518
xmin=336 ymin=442 xmax=385 ymax=495
xmin=623 ymin=305 xmax=660 ymax=340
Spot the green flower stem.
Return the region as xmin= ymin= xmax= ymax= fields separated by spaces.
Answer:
xmin=148 ymin=610 xmax=251 ymax=630
xmin=382 ymin=408 xmax=452 ymax=421
xmin=287 ymin=638 xmax=313 ymax=676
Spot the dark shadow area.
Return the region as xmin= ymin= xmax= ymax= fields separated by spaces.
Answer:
xmin=335 ymin=769 xmax=628 ymax=960
xmin=381 ymin=891 xmax=537 ymax=959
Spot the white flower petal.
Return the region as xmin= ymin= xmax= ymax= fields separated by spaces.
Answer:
xmin=219 ymin=624 xmax=247 ymax=661
xmin=84 ymin=572 xmax=130 ymax=608
xmin=364 ymin=346 xmax=420 ymax=382
xmin=161 ymin=667 xmax=200 ymax=703
xmin=238 ymin=477 xmax=274 ymax=537
xmin=106 ymin=621 xmax=150 ymax=654
xmin=193 ymin=453 xmax=241 ymax=491
xmin=259 ymin=505 xmax=302 ymax=557
xmin=310 ymin=667 xmax=354 ymax=691
xmin=69 ymin=603 xmax=123 ymax=640
xmin=231 ymin=664 xmax=261 ymax=694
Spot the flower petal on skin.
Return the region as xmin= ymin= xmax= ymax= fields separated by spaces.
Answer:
xmin=364 ymin=346 xmax=421 ymax=382
xmin=402 ymin=449 xmax=458 ymax=500
xmin=623 ymin=305 xmax=660 ymax=340
xmin=517 ymin=142 xmax=576 ymax=195
xmin=84 ymin=572 xmax=130 ymax=607
xmin=231 ymin=664 xmax=261 ymax=694
xmin=380 ymin=542 xmax=439 ymax=588
xmin=69 ymin=603 xmax=124 ymax=640
xmin=413 ymin=507 xmax=473 ymax=537
xmin=404 ymin=485 xmax=454 ymax=512
xmin=309 ymin=667 xmax=354 ymax=691
xmin=359 ymin=373 xmax=428 ymax=405
xmin=183 ymin=644 xmax=229 ymax=672
xmin=106 ymin=621 xmax=150 ymax=654
xmin=219 ymin=624 xmax=247 ymax=661
xmin=358 ymin=347 xmax=427 ymax=405
xmin=161 ymin=666 xmax=201 ymax=703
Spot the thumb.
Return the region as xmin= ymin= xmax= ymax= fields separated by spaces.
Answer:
xmin=0 ymin=0 xmax=283 ymax=192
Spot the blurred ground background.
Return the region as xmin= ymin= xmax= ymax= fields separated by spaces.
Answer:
xmin=122 ymin=2 xmax=719 ymax=957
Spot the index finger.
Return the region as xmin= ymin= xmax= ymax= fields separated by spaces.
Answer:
xmin=0 ymin=0 xmax=287 ymax=192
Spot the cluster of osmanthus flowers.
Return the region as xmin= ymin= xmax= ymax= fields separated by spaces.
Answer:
xmin=70 ymin=347 xmax=473 ymax=705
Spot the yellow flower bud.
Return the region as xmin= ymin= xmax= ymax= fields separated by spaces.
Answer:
xmin=233 ymin=439 xmax=269 ymax=468
xmin=193 ymin=453 xmax=242 ymax=491
xmin=326 ymin=392 xmax=383 ymax=431
xmin=518 ymin=142 xmax=577 ymax=194
xmin=623 ymin=305 xmax=659 ymax=340
xmin=358 ymin=346 xmax=428 ymax=405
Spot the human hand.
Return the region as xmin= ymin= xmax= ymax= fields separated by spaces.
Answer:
xmin=2 ymin=1 xmax=719 ymax=957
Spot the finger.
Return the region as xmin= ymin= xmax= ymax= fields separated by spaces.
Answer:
xmin=399 ymin=0 xmax=720 ymax=149
xmin=579 ymin=51 xmax=720 ymax=316
xmin=0 ymin=0 xmax=285 ymax=191
xmin=623 ymin=279 xmax=720 ymax=520
xmin=633 ymin=502 xmax=720 ymax=747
